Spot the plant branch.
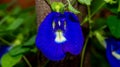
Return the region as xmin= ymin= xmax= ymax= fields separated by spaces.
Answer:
xmin=23 ymin=56 xmax=32 ymax=67
xmin=80 ymin=5 xmax=92 ymax=67
xmin=80 ymin=34 xmax=90 ymax=67
xmin=81 ymin=2 xmax=106 ymax=26
xmin=0 ymin=37 xmax=11 ymax=45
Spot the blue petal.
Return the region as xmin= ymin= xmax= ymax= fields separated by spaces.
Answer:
xmin=0 ymin=45 xmax=9 ymax=59
xmin=36 ymin=12 xmax=65 ymax=61
xmin=63 ymin=12 xmax=84 ymax=55
xmin=106 ymin=38 xmax=120 ymax=67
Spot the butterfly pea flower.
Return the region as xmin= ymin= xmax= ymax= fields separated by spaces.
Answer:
xmin=106 ymin=38 xmax=120 ymax=67
xmin=0 ymin=45 xmax=10 ymax=64
xmin=36 ymin=12 xmax=84 ymax=61
xmin=0 ymin=45 xmax=10 ymax=58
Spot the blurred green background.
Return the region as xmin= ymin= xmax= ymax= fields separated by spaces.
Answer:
xmin=0 ymin=0 xmax=37 ymax=67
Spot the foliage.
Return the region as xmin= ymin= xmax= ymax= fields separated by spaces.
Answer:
xmin=0 ymin=0 xmax=36 ymax=67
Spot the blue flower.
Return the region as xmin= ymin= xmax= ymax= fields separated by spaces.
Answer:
xmin=106 ymin=38 xmax=120 ymax=67
xmin=0 ymin=45 xmax=10 ymax=63
xmin=36 ymin=12 xmax=84 ymax=61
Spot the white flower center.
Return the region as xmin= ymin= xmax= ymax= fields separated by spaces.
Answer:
xmin=58 ymin=21 xmax=61 ymax=26
xmin=55 ymin=30 xmax=66 ymax=43
xmin=112 ymin=51 xmax=120 ymax=60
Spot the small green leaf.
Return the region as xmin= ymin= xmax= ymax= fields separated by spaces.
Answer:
xmin=31 ymin=47 xmax=37 ymax=53
xmin=92 ymin=18 xmax=106 ymax=30
xmin=94 ymin=31 xmax=106 ymax=48
xmin=0 ymin=11 xmax=6 ymax=16
xmin=23 ymin=35 xmax=36 ymax=46
xmin=85 ymin=0 xmax=92 ymax=5
xmin=7 ymin=18 xmax=24 ymax=30
xmin=67 ymin=0 xmax=80 ymax=14
xmin=0 ymin=15 xmax=10 ymax=25
xmin=0 ymin=4 xmax=8 ymax=10
xmin=6 ymin=16 xmax=15 ymax=24
xmin=118 ymin=0 xmax=120 ymax=12
xmin=78 ymin=0 xmax=84 ymax=4
xmin=9 ymin=46 xmax=30 ymax=56
xmin=107 ymin=16 xmax=120 ymax=38
xmin=104 ymin=0 xmax=117 ymax=4
xmin=68 ymin=4 xmax=80 ymax=14
xmin=110 ymin=7 xmax=118 ymax=13
xmin=105 ymin=3 xmax=118 ymax=13
xmin=78 ymin=0 xmax=92 ymax=5
xmin=91 ymin=0 xmax=105 ymax=16
xmin=1 ymin=53 xmax=22 ymax=67
xmin=11 ymin=6 xmax=21 ymax=15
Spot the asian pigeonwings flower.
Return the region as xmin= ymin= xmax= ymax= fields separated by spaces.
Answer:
xmin=0 ymin=45 xmax=10 ymax=59
xmin=36 ymin=12 xmax=84 ymax=61
xmin=0 ymin=45 xmax=10 ymax=64
xmin=106 ymin=38 xmax=120 ymax=67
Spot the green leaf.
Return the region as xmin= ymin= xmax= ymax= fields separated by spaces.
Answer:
xmin=66 ymin=0 xmax=80 ymax=14
xmin=110 ymin=7 xmax=118 ymax=13
xmin=104 ymin=0 xmax=117 ymax=4
xmin=23 ymin=35 xmax=36 ymax=46
xmin=85 ymin=0 xmax=92 ymax=5
xmin=118 ymin=0 xmax=120 ymax=12
xmin=94 ymin=31 xmax=106 ymax=48
xmin=78 ymin=0 xmax=92 ymax=5
xmin=107 ymin=16 xmax=120 ymax=38
xmin=91 ymin=48 xmax=110 ymax=67
xmin=0 ymin=15 xmax=10 ymax=25
xmin=31 ymin=48 xmax=37 ymax=53
xmin=6 ymin=16 xmax=15 ymax=24
xmin=105 ymin=3 xmax=118 ymax=13
xmin=1 ymin=53 xmax=22 ymax=67
xmin=92 ymin=18 xmax=107 ymax=30
xmin=0 ymin=11 xmax=6 ymax=16
xmin=78 ymin=0 xmax=84 ymax=4
xmin=11 ymin=6 xmax=21 ymax=15
xmin=91 ymin=0 xmax=105 ymax=16
xmin=68 ymin=4 xmax=80 ymax=14
xmin=9 ymin=46 xmax=30 ymax=56
xmin=0 ymin=4 xmax=8 ymax=10
xmin=7 ymin=18 xmax=24 ymax=30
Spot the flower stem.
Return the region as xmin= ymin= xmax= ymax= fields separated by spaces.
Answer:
xmin=43 ymin=60 xmax=49 ymax=67
xmin=91 ymin=2 xmax=105 ymax=17
xmin=23 ymin=56 xmax=32 ymax=67
xmin=87 ymin=5 xmax=92 ymax=32
xmin=80 ymin=5 xmax=91 ymax=67
xmin=66 ymin=0 xmax=71 ymax=5
xmin=80 ymin=34 xmax=90 ymax=67
xmin=118 ymin=0 xmax=120 ymax=12
xmin=81 ymin=2 xmax=106 ymax=26
xmin=0 ymin=37 xmax=11 ymax=45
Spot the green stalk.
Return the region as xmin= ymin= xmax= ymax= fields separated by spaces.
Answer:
xmin=66 ymin=0 xmax=71 ymax=5
xmin=80 ymin=5 xmax=91 ymax=67
xmin=91 ymin=2 xmax=106 ymax=17
xmin=81 ymin=2 xmax=106 ymax=25
xmin=118 ymin=0 xmax=120 ymax=12
xmin=23 ymin=56 xmax=32 ymax=67
xmin=43 ymin=60 xmax=50 ymax=67
xmin=87 ymin=5 xmax=92 ymax=35
xmin=0 ymin=37 xmax=11 ymax=45
xmin=80 ymin=34 xmax=90 ymax=67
